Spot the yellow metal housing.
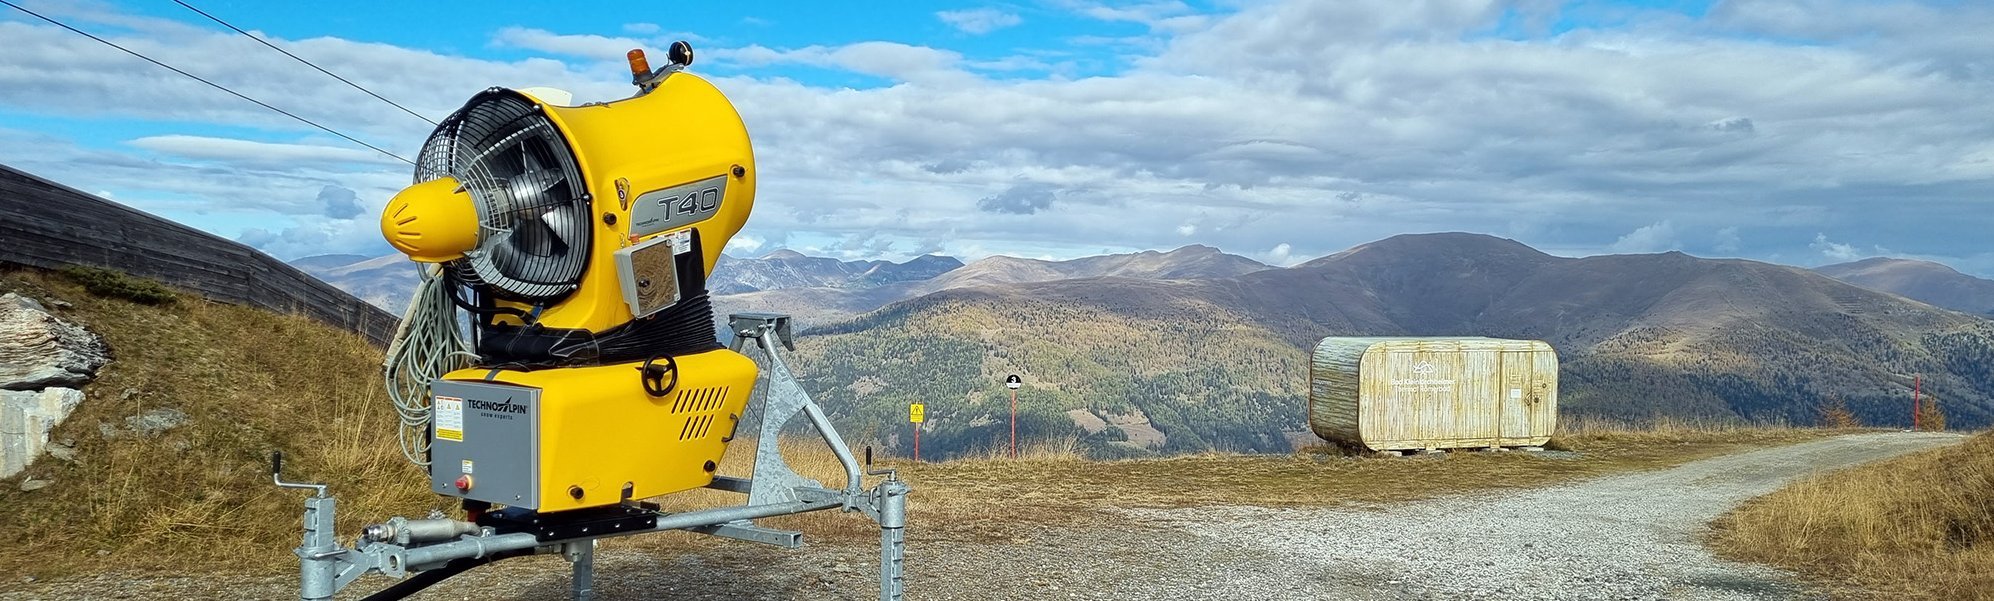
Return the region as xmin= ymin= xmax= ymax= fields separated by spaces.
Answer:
xmin=380 ymin=177 xmax=479 ymax=263
xmin=444 ymin=348 xmax=759 ymax=511
xmin=520 ymin=75 xmax=756 ymax=333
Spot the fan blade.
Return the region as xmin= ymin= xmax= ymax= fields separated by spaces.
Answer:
xmin=505 ymin=144 xmax=567 ymax=203
xmin=538 ymin=205 xmax=582 ymax=249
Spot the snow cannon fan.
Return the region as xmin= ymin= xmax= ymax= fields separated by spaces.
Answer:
xmin=378 ymin=43 xmax=759 ymax=513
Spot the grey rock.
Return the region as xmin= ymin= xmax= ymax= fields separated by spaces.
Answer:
xmin=0 ymin=292 xmax=110 ymax=391
xmin=1 ymin=388 xmax=86 ymax=478
xmin=45 ymin=440 xmax=77 ymax=463
xmin=18 ymin=477 xmax=51 ymax=492
xmin=125 ymin=407 xmax=190 ymax=437
xmin=9 ymin=294 xmax=46 ymax=313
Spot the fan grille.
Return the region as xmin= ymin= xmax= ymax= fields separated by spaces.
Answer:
xmin=416 ymin=90 xmax=590 ymax=301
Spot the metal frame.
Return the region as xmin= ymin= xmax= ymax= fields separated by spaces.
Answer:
xmin=278 ymin=313 xmax=909 ymax=601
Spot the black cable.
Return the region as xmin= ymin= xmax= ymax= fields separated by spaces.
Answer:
xmin=170 ymin=0 xmax=438 ymax=126
xmin=0 ymin=0 xmax=416 ymax=165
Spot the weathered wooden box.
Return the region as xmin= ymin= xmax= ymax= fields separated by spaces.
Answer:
xmin=1309 ymin=337 xmax=1557 ymax=451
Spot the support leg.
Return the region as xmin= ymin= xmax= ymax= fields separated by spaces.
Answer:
xmin=298 ymin=495 xmax=339 ymax=601
xmin=876 ymin=479 xmax=909 ymax=601
xmin=566 ymin=540 xmax=596 ymax=601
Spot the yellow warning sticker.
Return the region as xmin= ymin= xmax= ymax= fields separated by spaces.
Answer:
xmin=909 ymin=403 xmax=925 ymax=423
xmin=435 ymin=396 xmax=464 ymax=442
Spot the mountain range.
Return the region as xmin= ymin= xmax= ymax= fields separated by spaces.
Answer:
xmin=710 ymin=244 xmax=1270 ymax=328
xmin=293 ymin=234 xmax=1994 ymax=459
xmin=710 ymin=251 xmax=965 ymax=295
xmin=1816 ymin=257 xmax=1994 ymax=316
xmin=784 ymin=233 xmax=1994 ymax=458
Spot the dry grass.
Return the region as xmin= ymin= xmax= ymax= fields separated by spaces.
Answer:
xmin=1710 ymin=430 xmax=1994 ymax=600
xmin=0 ymin=270 xmax=436 ymax=579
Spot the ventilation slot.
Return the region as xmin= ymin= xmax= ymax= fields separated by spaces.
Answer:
xmin=679 ymin=414 xmax=715 ymax=441
xmin=670 ymin=386 xmax=729 ymax=414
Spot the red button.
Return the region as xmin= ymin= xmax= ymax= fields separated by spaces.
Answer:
xmin=454 ymin=475 xmax=474 ymax=490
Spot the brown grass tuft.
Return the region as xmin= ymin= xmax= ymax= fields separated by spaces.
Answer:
xmin=1710 ymin=430 xmax=1994 ymax=600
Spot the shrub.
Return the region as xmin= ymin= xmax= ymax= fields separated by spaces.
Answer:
xmin=1819 ymin=396 xmax=1861 ymax=429
xmin=57 ymin=265 xmax=178 ymax=306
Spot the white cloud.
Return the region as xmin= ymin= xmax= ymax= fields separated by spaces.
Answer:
xmin=937 ymin=9 xmax=1022 ymax=35
xmin=1266 ymin=243 xmax=1293 ymax=265
xmin=712 ymin=42 xmax=966 ymax=82
xmin=1608 ymin=220 xmax=1681 ymax=253
xmin=1810 ymin=233 xmax=1865 ymax=263
xmin=1064 ymin=1 xmax=1210 ymax=33
xmin=1176 ymin=223 xmax=1197 ymax=236
xmin=493 ymin=27 xmax=652 ymax=60
xmin=725 ymin=234 xmax=765 ymax=254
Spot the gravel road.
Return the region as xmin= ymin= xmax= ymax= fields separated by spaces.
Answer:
xmin=1128 ymin=431 xmax=1967 ymax=601
xmin=0 ymin=432 xmax=1960 ymax=600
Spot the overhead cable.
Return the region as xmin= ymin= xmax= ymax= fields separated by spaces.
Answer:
xmin=171 ymin=0 xmax=438 ymax=126
xmin=0 ymin=0 xmax=416 ymax=165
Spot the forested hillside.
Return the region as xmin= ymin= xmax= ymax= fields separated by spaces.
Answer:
xmin=787 ymin=234 xmax=1994 ymax=460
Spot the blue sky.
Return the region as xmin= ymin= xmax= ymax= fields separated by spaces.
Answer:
xmin=1 ymin=0 xmax=1991 ymax=274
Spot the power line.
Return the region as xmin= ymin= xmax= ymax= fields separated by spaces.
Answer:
xmin=171 ymin=0 xmax=437 ymax=126
xmin=0 ymin=0 xmax=415 ymax=165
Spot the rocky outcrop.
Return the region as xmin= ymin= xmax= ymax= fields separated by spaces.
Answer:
xmin=2 ymin=388 xmax=84 ymax=477
xmin=0 ymin=292 xmax=107 ymax=479
xmin=1 ymin=293 xmax=108 ymax=390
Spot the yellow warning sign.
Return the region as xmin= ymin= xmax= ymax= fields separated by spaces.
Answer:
xmin=909 ymin=403 xmax=925 ymax=423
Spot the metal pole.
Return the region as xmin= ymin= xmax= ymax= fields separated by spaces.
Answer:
xmin=1009 ymin=388 xmax=1017 ymax=459
xmin=913 ymin=423 xmax=920 ymax=462
xmin=877 ymin=478 xmax=909 ymax=601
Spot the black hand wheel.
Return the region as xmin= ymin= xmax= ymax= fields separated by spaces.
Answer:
xmin=639 ymin=355 xmax=679 ymax=397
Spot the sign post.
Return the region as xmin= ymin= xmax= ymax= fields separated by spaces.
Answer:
xmin=1005 ymin=374 xmax=1022 ymax=459
xmin=909 ymin=403 xmax=925 ymax=462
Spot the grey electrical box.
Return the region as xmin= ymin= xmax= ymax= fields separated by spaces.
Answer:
xmin=429 ymin=380 xmax=541 ymax=508
xmin=614 ymin=233 xmax=683 ymax=319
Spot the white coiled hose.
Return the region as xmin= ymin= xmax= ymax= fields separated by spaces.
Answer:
xmin=382 ymin=264 xmax=476 ymax=466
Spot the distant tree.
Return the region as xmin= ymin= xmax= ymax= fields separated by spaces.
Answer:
xmin=1916 ymin=395 xmax=1948 ymax=431
xmin=1819 ymin=396 xmax=1861 ymax=429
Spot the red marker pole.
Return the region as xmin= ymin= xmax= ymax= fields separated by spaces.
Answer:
xmin=913 ymin=425 xmax=920 ymax=463
xmin=1912 ymin=374 xmax=1922 ymax=431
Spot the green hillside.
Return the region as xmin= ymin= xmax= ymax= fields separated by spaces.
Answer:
xmin=795 ymin=292 xmax=1308 ymax=459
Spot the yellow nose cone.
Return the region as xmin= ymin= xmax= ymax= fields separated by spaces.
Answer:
xmin=381 ymin=177 xmax=480 ymax=263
